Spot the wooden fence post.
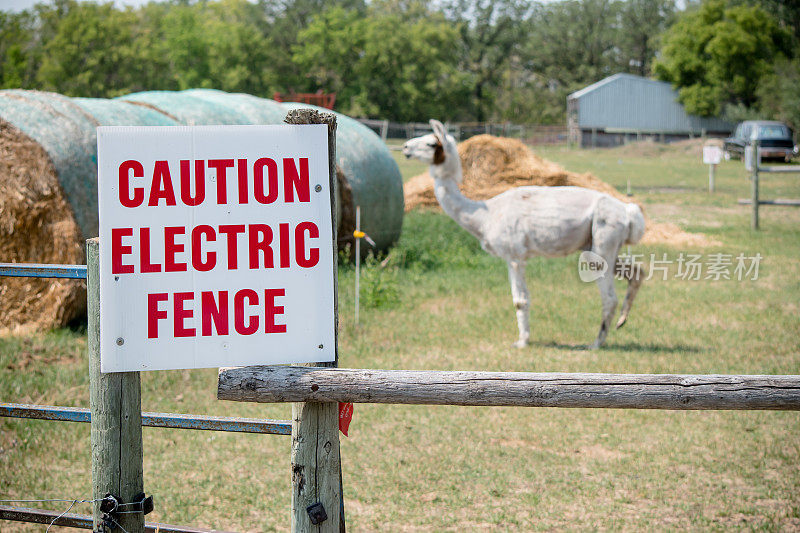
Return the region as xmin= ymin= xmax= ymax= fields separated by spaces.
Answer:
xmin=284 ymin=110 xmax=343 ymax=533
xmin=87 ymin=238 xmax=145 ymax=533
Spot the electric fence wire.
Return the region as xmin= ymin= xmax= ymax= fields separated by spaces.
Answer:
xmin=1 ymin=495 xmax=144 ymax=532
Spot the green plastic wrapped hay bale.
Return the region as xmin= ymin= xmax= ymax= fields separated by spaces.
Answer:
xmin=72 ymin=97 xmax=179 ymax=128
xmin=183 ymin=89 xmax=287 ymax=124
xmin=118 ymin=90 xmax=254 ymax=125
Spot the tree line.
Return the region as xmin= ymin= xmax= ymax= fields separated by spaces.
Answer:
xmin=0 ymin=0 xmax=797 ymax=129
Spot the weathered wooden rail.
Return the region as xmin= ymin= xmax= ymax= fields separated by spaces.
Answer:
xmin=218 ymin=366 xmax=800 ymax=411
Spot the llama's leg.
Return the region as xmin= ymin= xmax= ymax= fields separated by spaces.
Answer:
xmin=591 ymin=270 xmax=618 ymax=349
xmin=507 ymin=260 xmax=530 ymax=348
xmin=590 ymin=199 xmax=626 ymax=348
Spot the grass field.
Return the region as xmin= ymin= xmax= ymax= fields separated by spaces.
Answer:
xmin=2 ymin=140 xmax=799 ymax=531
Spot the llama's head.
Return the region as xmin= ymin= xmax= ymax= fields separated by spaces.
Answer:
xmin=402 ymin=120 xmax=460 ymax=180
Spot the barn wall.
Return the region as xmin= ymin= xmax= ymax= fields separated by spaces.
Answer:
xmin=568 ymin=74 xmax=733 ymax=137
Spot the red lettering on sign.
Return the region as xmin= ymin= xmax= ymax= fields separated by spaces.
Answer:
xmin=201 ymin=291 xmax=229 ymax=336
xmin=283 ymin=157 xmax=310 ymax=202
xmin=208 ymin=159 xmax=234 ymax=204
xmin=295 ymin=222 xmax=319 ymax=268
xmin=279 ymin=223 xmax=291 ymax=268
xmin=148 ymin=160 xmax=177 ymax=206
xmin=237 ymin=159 xmax=248 ymax=204
xmin=254 ymin=158 xmax=279 ymax=204
xmin=248 ymin=224 xmax=274 ymax=269
xmin=219 ymin=224 xmax=246 ymax=269
xmin=180 ymin=160 xmax=206 ymax=206
xmin=111 ymin=227 xmax=134 ymax=274
xmin=191 ymin=225 xmax=216 ymax=272
xmin=164 ymin=226 xmax=187 ymax=272
xmin=234 ymin=289 xmax=259 ymax=335
xmin=119 ymin=160 xmax=144 ymax=208
xmin=147 ymin=292 xmax=169 ymax=338
xmin=139 ymin=227 xmax=161 ymax=273
xmin=173 ymin=292 xmax=195 ymax=337
xmin=264 ymin=288 xmax=286 ymax=333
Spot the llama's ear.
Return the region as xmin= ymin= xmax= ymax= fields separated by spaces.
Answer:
xmin=429 ymin=119 xmax=447 ymax=143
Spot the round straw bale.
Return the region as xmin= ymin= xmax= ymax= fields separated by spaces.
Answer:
xmin=0 ymin=92 xmax=181 ymax=332
xmin=0 ymin=118 xmax=85 ymax=333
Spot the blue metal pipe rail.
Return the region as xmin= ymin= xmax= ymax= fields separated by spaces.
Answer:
xmin=0 ymin=403 xmax=291 ymax=435
xmin=0 ymin=263 xmax=87 ymax=279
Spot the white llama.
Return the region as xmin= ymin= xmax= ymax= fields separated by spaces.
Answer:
xmin=402 ymin=120 xmax=645 ymax=348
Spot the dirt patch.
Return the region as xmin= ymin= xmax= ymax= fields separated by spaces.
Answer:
xmin=0 ymin=120 xmax=86 ymax=334
xmin=404 ymin=135 xmax=718 ymax=248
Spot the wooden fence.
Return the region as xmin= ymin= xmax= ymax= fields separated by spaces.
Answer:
xmin=738 ymin=139 xmax=800 ymax=229
xmin=215 ymin=365 xmax=799 ymax=532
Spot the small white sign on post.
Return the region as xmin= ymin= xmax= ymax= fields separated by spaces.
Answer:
xmin=702 ymin=145 xmax=723 ymax=165
xmin=97 ymin=125 xmax=335 ymax=372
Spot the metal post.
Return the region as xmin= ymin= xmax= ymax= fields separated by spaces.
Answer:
xmin=354 ymin=206 xmax=361 ymax=326
xmin=87 ymin=238 xmax=145 ymax=533
xmin=284 ymin=110 xmax=342 ymax=533
xmin=751 ymin=139 xmax=760 ymax=230
xmin=709 ymin=163 xmax=716 ymax=193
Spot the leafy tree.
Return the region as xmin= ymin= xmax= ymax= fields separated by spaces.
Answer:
xmin=140 ymin=0 xmax=272 ymax=94
xmin=516 ymin=0 xmax=623 ymax=123
xmin=0 ymin=11 xmax=35 ymax=88
xmin=35 ymin=1 xmax=143 ymax=97
xmin=442 ymin=0 xmax=533 ymax=121
xmin=257 ymin=0 xmax=366 ymax=92
xmin=618 ymin=0 xmax=676 ymax=76
xmin=757 ymin=57 xmax=800 ymax=134
xmin=653 ymin=0 xmax=792 ymax=117
xmin=290 ymin=7 xmax=365 ymax=107
xmin=293 ymin=0 xmax=469 ymax=121
xmin=749 ymin=0 xmax=800 ymax=44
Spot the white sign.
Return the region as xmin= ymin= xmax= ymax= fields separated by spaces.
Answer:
xmin=97 ymin=125 xmax=335 ymax=372
xmin=703 ymin=145 xmax=722 ymax=165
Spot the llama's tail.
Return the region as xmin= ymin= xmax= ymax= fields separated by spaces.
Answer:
xmin=616 ymin=202 xmax=646 ymax=328
xmin=624 ymin=202 xmax=646 ymax=245
xmin=614 ymin=259 xmax=643 ymax=329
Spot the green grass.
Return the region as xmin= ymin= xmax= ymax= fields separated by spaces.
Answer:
xmin=2 ymin=141 xmax=799 ymax=531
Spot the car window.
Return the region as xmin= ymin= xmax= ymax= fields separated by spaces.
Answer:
xmin=734 ymin=125 xmax=742 ymax=138
xmin=742 ymin=124 xmax=752 ymax=138
xmin=758 ymin=125 xmax=789 ymax=139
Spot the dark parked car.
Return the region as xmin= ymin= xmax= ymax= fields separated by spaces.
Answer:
xmin=724 ymin=120 xmax=798 ymax=162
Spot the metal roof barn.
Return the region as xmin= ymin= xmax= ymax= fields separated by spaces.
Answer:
xmin=567 ymin=73 xmax=733 ymax=147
